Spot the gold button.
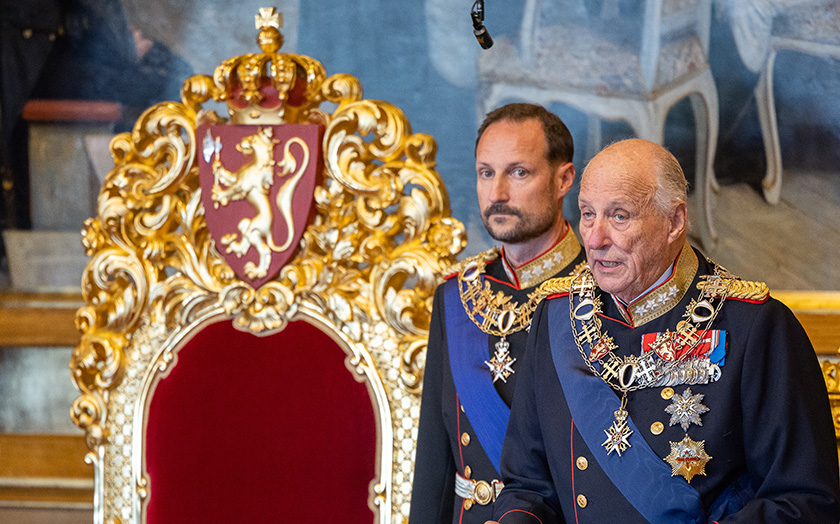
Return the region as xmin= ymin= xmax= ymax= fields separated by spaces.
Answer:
xmin=464 ymin=499 xmax=473 ymax=510
xmin=464 ymin=465 xmax=472 ymax=479
xmin=661 ymin=387 xmax=675 ymax=400
xmin=461 ymin=432 xmax=471 ymax=446
xmin=576 ymin=456 xmax=588 ymax=470
xmin=460 ymin=404 xmax=465 ymax=413
xmin=22 ymin=29 xmax=33 ymax=39
xmin=651 ymin=422 xmax=664 ymax=435
xmin=577 ymin=494 xmax=588 ymax=508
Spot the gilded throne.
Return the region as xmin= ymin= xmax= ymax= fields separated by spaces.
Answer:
xmin=69 ymin=9 xmax=465 ymax=524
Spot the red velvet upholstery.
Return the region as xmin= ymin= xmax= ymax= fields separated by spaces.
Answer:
xmin=145 ymin=320 xmax=377 ymax=523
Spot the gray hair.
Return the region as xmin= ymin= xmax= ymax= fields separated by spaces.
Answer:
xmin=652 ymin=148 xmax=688 ymax=216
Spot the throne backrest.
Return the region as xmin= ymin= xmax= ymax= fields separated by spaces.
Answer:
xmin=69 ymin=8 xmax=465 ymax=524
xmin=142 ymin=320 xmax=378 ymax=523
xmin=518 ymin=0 xmax=712 ymax=91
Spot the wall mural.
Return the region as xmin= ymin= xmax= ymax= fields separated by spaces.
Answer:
xmin=122 ymin=0 xmax=840 ymax=291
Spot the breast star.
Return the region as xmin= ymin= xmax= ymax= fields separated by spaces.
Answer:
xmin=665 ymin=387 xmax=709 ymax=431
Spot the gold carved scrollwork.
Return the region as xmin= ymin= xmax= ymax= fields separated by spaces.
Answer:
xmin=321 ymin=73 xmax=364 ymax=108
xmin=70 ymin=14 xmax=465 ymax=524
xmin=823 ymin=359 xmax=839 ymax=393
xmin=221 ymin=281 xmax=296 ymax=333
xmin=821 ymin=359 xmax=840 ymax=437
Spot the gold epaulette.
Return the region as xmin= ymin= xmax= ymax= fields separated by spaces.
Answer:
xmin=443 ymin=247 xmax=500 ymax=278
xmin=726 ymin=279 xmax=770 ymax=301
xmin=697 ymin=278 xmax=770 ymax=302
xmin=535 ymin=275 xmax=576 ymax=298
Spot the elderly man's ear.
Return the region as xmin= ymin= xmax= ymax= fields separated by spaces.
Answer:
xmin=668 ymin=201 xmax=688 ymax=242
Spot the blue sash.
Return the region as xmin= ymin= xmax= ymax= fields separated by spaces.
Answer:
xmin=547 ymin=297 xmax=707 ymax=524
xmin=444 ymin=279 xmax=509 ymax=473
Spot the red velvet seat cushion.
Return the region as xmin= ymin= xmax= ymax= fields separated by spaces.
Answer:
xmin=145 ymin=320 xmax=377 ymax=523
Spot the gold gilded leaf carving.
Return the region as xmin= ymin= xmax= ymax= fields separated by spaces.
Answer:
xmin=823 ymin=359 xmax=839 ymax=394
xmin=221 ymin=281 xmax=296 ymax=333
xmin=71 ymin=16 xmax=465 ymax=524
xmin=818 ymin=357 xmax=840 ymax=439
xmin=322 ymin=73 xmax=364 ymax=107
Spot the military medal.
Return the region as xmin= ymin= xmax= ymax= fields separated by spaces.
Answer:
xmin=602 ymin=407 xmax=633 ymax=456
xmin=664 ymin=435 xmax=712 ymax=483
xmin=485 ymin=337 xmax=516 ymax=383
xmin=663 ymin=387 xmax=712 ymax=481
xmin=569 ymin=265 xmax=732 ymax=458
xmin=665 ymin=387 xmax=709 ymax=431
xmin=458 ymin=253 xmax=542 ymax=382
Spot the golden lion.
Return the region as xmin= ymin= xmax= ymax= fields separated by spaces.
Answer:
xmin=210 ymin=127 xmax=310 ymax=279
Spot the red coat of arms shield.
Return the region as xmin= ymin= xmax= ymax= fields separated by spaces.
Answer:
xmin=198 ymin=124 xmax=321 ymax=288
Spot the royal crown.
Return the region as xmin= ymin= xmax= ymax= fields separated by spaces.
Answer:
xmin=181 ymin=7 xmax=360 ymax=125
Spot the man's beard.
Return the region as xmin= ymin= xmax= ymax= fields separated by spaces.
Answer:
xmin=481 ymin=201 xmax=560 ymax=244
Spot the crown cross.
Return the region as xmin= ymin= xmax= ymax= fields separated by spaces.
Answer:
xmin=255 ymin=7 xmax=283 ymax=29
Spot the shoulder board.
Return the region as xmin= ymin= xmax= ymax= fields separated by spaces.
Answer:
xmin=697 ymin=278 xmax=770 ymax=302
xmin=535 ymin=275 xmax=576 ymax=299
xmin=442 ymin=248 xmax=500 ymax=280
xmin=726 ymin=279 xmax=770 ymax=301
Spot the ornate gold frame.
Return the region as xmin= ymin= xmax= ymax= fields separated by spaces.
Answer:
xmin=773 ymin=291 xmax=840 ymax=443
xmin=69 ymin=9 xmax=465 ymax=524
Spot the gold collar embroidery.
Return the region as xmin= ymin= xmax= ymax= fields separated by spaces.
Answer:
xmin=503 ymin=227 xmax=582 ymax=290
xmin=616 ymin=244 xmax=699 ymax=327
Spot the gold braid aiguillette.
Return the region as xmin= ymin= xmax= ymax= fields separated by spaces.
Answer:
xmin=458 ymin=253 xmax=541 ymax=383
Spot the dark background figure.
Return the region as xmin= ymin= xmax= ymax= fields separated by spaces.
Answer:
xmin=30 ymin=0 xmax=192 ymax=117
xmin=0 ymin=0 xmax=192 ymax=272
xmin=0 ymin=0 xmax=63 ymax=233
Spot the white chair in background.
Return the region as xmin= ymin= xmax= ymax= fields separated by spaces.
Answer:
xmin=478 ymin=0 xmax=720 ymax=248
xmin=726 ymin=0 xmax=840 ymax=204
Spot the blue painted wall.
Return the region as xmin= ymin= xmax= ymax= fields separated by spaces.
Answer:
xmin=126 ymin=0 xmax=840 ymax=259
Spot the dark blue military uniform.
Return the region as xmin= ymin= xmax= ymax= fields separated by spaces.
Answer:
xmin=493 ymin=246 xmax=840 ymax=523
xmin=410 ymin=230 xmax=585 ymax=524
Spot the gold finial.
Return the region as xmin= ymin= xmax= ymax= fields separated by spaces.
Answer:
xmin=255 ymin=8 xmax=284 ymax=53
xmin=255 ymin=7 xmax=283 ymax=29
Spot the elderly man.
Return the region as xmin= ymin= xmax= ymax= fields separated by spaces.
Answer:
xmin=489 ymin=139 xmax=840 ymax=523
xmin=410 ymin=103 xmax=586 ymax=524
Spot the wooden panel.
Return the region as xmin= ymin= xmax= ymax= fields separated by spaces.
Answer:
xmin=0 ymin=486 xmax=92 ymax=505
xmin=795 ymin=312 xmax=840 ymax=356
xmin=0 ymin=435 xmax=90 ymax=479
xmin=0 ymin=435 xmax=92 ymax=505
xmin=0 ymin=294 xmax=91 ymax=506
xmin=0 ymin=293 xmax=82 ymax=347
xmin=0 ymin=507 xmax=93 ymax=524
xmin=774 ymin=291 xmax=840 ymax=356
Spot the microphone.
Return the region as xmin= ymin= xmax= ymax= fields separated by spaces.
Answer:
xmin=471 ymin=0 xmax=493 ymax=49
